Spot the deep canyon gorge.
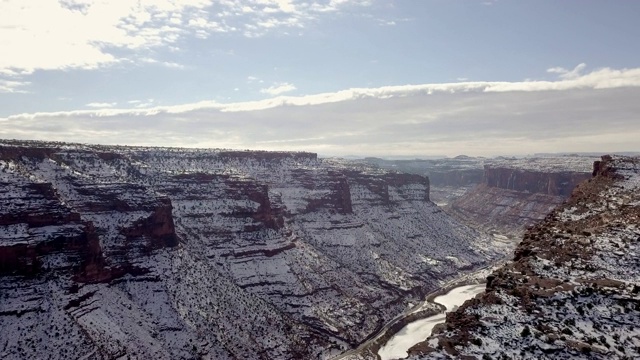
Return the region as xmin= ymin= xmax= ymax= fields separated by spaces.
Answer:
xmin=1 ymin=140 xmax=637 ymax=360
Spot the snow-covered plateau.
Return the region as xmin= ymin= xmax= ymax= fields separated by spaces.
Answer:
xmin=0 ymin=140 xmax=508 ymax=360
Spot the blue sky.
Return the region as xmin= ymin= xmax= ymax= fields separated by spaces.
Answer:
xmin=1 ymin=0 xmax=640 ymax=156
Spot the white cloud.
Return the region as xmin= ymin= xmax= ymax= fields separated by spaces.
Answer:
xmin=0 ymin=0 xmax=377 ymax=94
xmin=86 ymin=102 xmax=117 ymax=108
xmin=260 ymin=82 xmax=297 ymax=96
xmin=0 ymin=0 xmax=374 ymax=77
xmin=547 ymin=63 xmax=587 ymax=80
xmin=3 ymin=65 xmax=639 ymax=156
xmin=0 ymin=79 xmax=31 ymax=93
xmin=273 ymin=0 xmax=297 ymax=13
xmin=139 ymin=58 xmax=185 ymax=69
xmin=126 ymin=99 xmax=155 ymax=108
xmin=0 ymin=0 xmax=212 ymax=76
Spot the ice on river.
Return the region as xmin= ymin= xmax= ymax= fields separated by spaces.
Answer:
xmin=378 ymin=283 xmax=486 ymax=360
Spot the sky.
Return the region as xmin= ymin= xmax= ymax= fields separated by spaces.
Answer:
xmin=1 ymin=0 xmax=640 ymax=157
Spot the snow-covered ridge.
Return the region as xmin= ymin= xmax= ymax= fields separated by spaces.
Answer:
xmin=408 ymin=155 xmax=640 ymax=360
xmin=0 ymin=140 xmax=506 ymax=360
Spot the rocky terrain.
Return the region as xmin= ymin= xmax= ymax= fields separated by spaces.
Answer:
xmin=363 ymin=156 xmax=595 ymax=238
xmin=408 ymin=155 xmax=640 ymax=359
xmin=0 ymin=140 xmax=505 ymax=360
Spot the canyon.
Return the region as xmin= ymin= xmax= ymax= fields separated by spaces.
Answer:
xmin=1 ymin=139 xmax=621 ymax=360
xmin=407 ymin=155 xmax=640 ymax=359
xmin=0 ymin=140 xmax=504 ymax=360
xmin=363 ymin=156 xmax=594 ymax=237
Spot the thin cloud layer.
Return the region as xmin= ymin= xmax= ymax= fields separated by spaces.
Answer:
xmin=2 ymin=66 xmax=639 ymax=156
xmin=85 ymin=102 xmax=117 ymax=108
xmin=9 ymin=65 xmax=636 ymax=115
xmin=260 ymin=82 xmax=297 ymax=96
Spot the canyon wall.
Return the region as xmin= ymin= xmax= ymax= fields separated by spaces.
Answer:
xmin=409 ymin=155 xmax=640 ymax=359
xmin=428 ymin=169 xmax=484 ymax=188
xmin=362 ymin=156 xmax=595 ymax=238
xmin=483 ymin=166 xmax=591 ymax=197
xmin=447 ymin=167 xmax=592 ymax=236
xmin=0 ymin=141 xmax=503 ymax=360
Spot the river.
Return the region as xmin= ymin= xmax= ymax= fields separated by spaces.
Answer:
xmin=377 ymin=283 xmax=486 ymax=360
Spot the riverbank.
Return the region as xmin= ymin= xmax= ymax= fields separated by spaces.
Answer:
xmin=378 ymin=284 xmax=486 ymax=360
xmin=332 ymin=262 xmax=505 ymax=360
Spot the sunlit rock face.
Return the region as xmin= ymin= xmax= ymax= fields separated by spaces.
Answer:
xmin=0 ymin=140 xmax=501 ymax=360
xmin=409 ymin=155 xmax=640 ymax=360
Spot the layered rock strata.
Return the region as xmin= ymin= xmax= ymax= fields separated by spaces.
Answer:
xmin=0 ymin=140 xmax=502 ymax=359
xmin=408 ymin=155 xmax=640 ymax=360
xmin=362 ymin=156 xmax=595 ymax=238
xmin=447 ymin=167 xmax=591 ymax=236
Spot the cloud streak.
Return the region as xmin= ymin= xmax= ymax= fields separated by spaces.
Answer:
xmin=85 ymin=102 xmax=117 ymax=108
xmin=2 ymin=66 xmax=640 ymax=156
xmin=260 ymin=83 xmax=297 ymax=96
xmin=0 ymin=79 xmax=30 ymax=94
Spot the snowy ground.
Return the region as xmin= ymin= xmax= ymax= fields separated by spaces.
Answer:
xmin=407 ymin=156 xmax=640 ymax=360
xmin=0 ymin=140 xmax=506 ymax=359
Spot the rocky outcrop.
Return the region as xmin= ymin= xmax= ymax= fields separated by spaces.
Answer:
xmin=0 ymin=148 xmax=180 ymax=284
xmin=409 ymin=155 xmax=640 ymax=359
xmin=120 ymin=197 xmax=178 ymax=250
xmin=0 ymin=140 xmax=502 ymax=360
xmin=446 ymin=185 xmax=566 ymax=236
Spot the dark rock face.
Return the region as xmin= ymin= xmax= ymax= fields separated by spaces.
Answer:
xmin=120 ymin=197 xmax=178 ymax=250
xmin=447 ymin=184 xmax=568 ymax=236
xmin=483 ymin=167 xmax=591 ymax=197
xmin=428 ymin=169 xmax=484 ymax=187
xmin=440 ymin=169 xmax=589 ymax=240
xmin=409 ymin=155 xmax=640 ymax=360
xmin=445 ymin=167 xmax=591 ymax=237
xmin=0 ymin=151 xmax=178 ymax=283
xmin=0 ymin=140 xmax=500 ymax=360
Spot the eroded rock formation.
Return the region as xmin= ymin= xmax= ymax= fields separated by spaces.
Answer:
xmin=0 ymin=140 xmax=502 ymax=360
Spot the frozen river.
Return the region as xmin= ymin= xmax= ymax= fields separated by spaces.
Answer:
xmin=378 ymin=283 xmax=486 ymax=360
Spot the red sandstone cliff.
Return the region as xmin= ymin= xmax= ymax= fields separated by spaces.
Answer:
xmin=0 ymin=145 xmax=179 ymax=283
xmin=445 ymin=167 xmax=591 ymax=236
xmin=483 ymin=166 xmax=591 ymax=197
